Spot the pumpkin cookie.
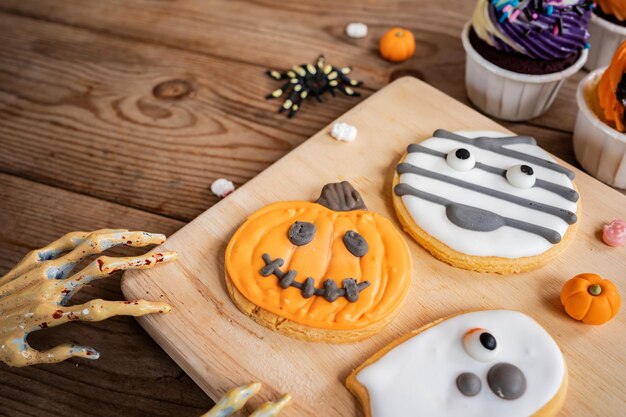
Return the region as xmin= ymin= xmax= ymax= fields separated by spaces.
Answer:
xmin=225 ymin=182 xmax=412 ymax=343
xmin=392 ymin=129 xmax=581 ymax=274
xmin=347 ymin=310 xmax=568 ymax=417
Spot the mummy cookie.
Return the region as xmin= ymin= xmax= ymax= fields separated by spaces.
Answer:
xmin=392 ymin=129 xmax=580 ymax=274
xmin=225 ymin=182 xmax=412 ymax=343
xmin=346 ymin=310 xmax=568 ymax=417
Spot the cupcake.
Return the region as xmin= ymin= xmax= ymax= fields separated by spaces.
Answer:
xmin=586 ymin=0 xmax=626 ymax=70
xmin=462 ymin=0 xmax=593 ymax=121
xmin=573 ymin=40 xmax=626 ymax=188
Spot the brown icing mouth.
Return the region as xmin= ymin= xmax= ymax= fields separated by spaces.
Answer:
xmin=260 ymin=253 xmax=370 ymax=303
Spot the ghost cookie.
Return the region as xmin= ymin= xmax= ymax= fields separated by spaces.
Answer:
xmin=346 ymin=310 xmax=568 ymax=417
xmin=392 ymin=129 xmax=580 ymax=274
xmin=225 ymin=182 xmax=412 ymax=343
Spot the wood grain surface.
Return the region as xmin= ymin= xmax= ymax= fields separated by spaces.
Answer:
xmin=123 ymin=78 xmax=626 ymax=417
xmin=0 ymin=1 xmax=623 ymax=415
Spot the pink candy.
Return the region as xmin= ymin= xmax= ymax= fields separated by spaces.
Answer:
xmin=602 ymin=220 xmax=626 ymax=247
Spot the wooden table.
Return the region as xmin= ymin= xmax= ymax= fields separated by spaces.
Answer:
xmin=0 ymin=1 xmax=620 ymax=416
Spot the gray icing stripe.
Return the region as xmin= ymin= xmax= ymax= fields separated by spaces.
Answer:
xmin=397 ymin=163 xmax=577 ymax=224
xmin=433 ymin=129 xmax=576 ymax=180
xmin=406 ymin=144 xmax=579 ymax=203
xmin=394 ymin=184 xmax=561 ymax=244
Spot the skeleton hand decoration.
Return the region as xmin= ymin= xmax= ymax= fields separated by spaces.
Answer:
xmin=202 ymin=383 xmax=291 ymax=417
xmin=0 ymin=229 xmax=176 ymax=367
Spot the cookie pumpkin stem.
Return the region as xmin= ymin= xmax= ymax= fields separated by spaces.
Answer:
xmin=315 ymin=181 xmax=367 ymax=211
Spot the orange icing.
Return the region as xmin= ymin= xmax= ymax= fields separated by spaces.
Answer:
xmin=598 ymin=41 xmax=626 ymax=132
xmin=596 ymin=0 xmax=626 ymax=21
xmin=225 ymin=201 xmax=412 ymax=330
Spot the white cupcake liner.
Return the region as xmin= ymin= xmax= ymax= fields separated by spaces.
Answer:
xmin=573 ymin=68 xmax=626 ymax=189
xmin=585 ymin=14 xmax=626 ymax=71
xmin=462 ymin=22 xmax=588 ymax=122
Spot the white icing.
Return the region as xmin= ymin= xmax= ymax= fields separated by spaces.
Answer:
xmin=447 ymin=148 xmax=476 ymax=172
xmin=346 ymin=22 xmax=368 ymax=39
xmin=397 ymin=131 xmax=578 ymax=258
xmin=506 ymin=164 xmax=536 ymax=189
xmin=356 ymin=310 xmax=565 ymax=417
xmin=210 ymin=178 xmax=235 ymax=197
xmin=331 ymin=122 xmax=357 ymax=142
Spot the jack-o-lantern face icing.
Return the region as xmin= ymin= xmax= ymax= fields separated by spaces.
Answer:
xmin=225 ymin=182 xmax=412 ymax=331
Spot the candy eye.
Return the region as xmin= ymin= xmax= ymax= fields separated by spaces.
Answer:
xmin=446 ymin=148 xmax=476 ymax=171
xmin=288 ymin=221 xmax=316 ymax=246
xmin=463 ymin=328 xmax=498 ymax=362
xmin=343 ymin=230 xmax=368 ymax=257
xmin=506 ymin=164 xmax=536 ymax=189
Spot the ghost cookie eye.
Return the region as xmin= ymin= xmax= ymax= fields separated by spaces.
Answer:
xmin=288 ymin=221 xmax=316 ymax=246
xmin=463 ymin=328 xmax=498 ymax=362
xmin=446 ymin=148 xmax=476 ymax=171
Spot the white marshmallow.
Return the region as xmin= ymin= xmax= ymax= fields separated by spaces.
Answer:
xmin=331 ymin=122 xmax=357 ymax=142
xmin=346 ymin=22 xmax=368 ymax=39
xmin=211 ymin=178 xmax=235 ymax=198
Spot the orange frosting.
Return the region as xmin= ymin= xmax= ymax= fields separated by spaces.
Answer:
xmin=225 ymin=201 xmax=412 ymax=330
xmin=598 ymin=41 xmax=626 ymax=132
xmin=596 ymin=0 xmax=626 ymax=21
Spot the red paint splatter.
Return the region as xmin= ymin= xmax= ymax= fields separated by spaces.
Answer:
xmin=86 ymin=350 xmax=94 ymax=356
xmin=144 ymin=259 xmax=152 ymax=265
xmin=52 ymin=310 xmax=63 ymax=319
xmin=97 ymin=259 xmax=104 ymax=271
xmin=123 ymin=301 xmax=131 ymax=304
xmin=68 ymin=313 xmax=80 ymax=321
xmin=39 ymin=322 xmax=48 ymax=329
xmin=61 ymin=289 xmax=70 ymax=295
xmin=126 ymin=240 xmax=132 ymax=245
xmin=154 ymin=253 xmax=164 ymax=263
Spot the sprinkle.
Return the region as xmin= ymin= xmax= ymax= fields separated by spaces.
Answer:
xmin=523 ymin=8 xmax=533 ymax=20
xmin=585 ymin=42 xmax=591 ymax=49
xmin=546 ymin=5 xmax=553 ymax=16
xmin=509 ymin=9 xmax=521 ymax=22
xmin=532 ymin=13 xmax=538 ymax=19
xmin=499 ymin=11 xmax=510 ymax=23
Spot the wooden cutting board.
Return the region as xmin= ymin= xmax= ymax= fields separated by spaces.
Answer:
xmin=122 ymin=77 xmax=626 ymax=417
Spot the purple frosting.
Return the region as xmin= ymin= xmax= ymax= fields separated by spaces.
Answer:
xmin=488 ymin=0 xmax=593 ymax=60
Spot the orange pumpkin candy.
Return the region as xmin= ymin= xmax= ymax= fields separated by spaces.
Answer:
xmin=225 ymin=182 xmax=412 ymax=339
xmin=379 ymin=28 xmax=416 ymax=63
xmin=560 ymin=273 xmax=621 ymax=325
